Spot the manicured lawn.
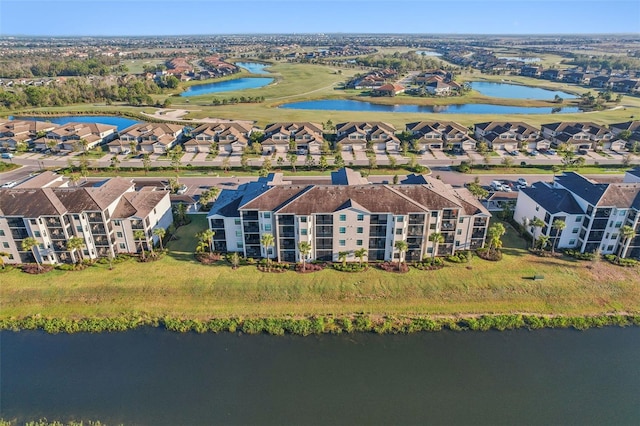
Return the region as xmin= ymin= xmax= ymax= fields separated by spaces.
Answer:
xmin=1 ymin=217 xmax=638 ymax=321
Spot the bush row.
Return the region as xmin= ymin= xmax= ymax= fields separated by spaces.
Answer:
xmin=2 ymin=314 xmax=638 ymax=335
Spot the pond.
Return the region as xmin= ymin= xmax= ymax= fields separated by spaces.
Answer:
xmin=469 ymin=81 xmax=577 ymax=100
xmin=416 ymin=50 xmax=442 ymax=57
xmin=13 ymin=115 xmax=140 ymax=131
xmin=235 ymin=62 xmax=271 ymax=74
xmin=181 ymin=77 xmax=274 ymax=97
xmin=2 ymin=327 xmax=638 ymax=425
xmin=498 ymin=56 xmax=541 ymax=63
xmin=279 ymin=99 xmax=581 ymax=114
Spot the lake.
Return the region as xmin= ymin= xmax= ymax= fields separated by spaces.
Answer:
xmin=498 ymin=56 xmax=541 ymax=63
xmin=469 ymin=81 xmax=577 ymax=100
xmin=280 ymin=99 xmax=581 ymax=114
xmin=2 ymin=327 xmax=639 ymax=425
xmin=181 ymin=77 xmax=274 ymax=97
xmin=14 ymin=115 xmax=140 ymax=131
xmin=416 ymin=50 xmax=442 ymax=57
xmin=236 ymin=62 xmax=271 ymax=74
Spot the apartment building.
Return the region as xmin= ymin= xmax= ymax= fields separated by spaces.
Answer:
xmin=514 ymin=172 xmax=640 ymax=258
xmin=207 ymin=169 xmax=490 ymax=263
xmin=0 ymin=176 xmax=173 ymax=265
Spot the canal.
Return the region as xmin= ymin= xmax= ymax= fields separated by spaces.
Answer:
xmin=2 ymin=327 xmax=639 ymax=425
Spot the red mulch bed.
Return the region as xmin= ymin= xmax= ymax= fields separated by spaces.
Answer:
xmin=21 ymin=264 xmax=54 ymax=274
xmin=378 ymin=261 xmax=409 ymax=273
xmin=295 ymin=263 xmax=326 ymax=273
xmin=195 ymin=253 xmax=222 ymax=264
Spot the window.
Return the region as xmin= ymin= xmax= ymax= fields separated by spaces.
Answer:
xmin=459 ymin=217 xmax=464 ymax=223
xmin=339 ymin=214 xmax=346 ymax=221
xmin=339 ymin=240 xmax=346 ymax=247
xmin=339 ymin=227 xmax=346 ymax=234
xmin=119 ymin=243 xmax=126 ymax=250
xmin=357 ymin=214 xmax=364 ymax=221
xmin=357 ymin=227 xmax=363 ymax=234
xmin=612 ymin=233 xmax=618 ymax=239
xmin=569 ymin=239 xmax=576 ymax=245
xmin=356 ymin=239 xmax=363 ymax=246
xmin=2 ymin=242 xmax=9 ymax=248
xmin=455 ymin=241 xmax=460 ymax=247
xmin=572 ymin=228 xmax=579 ymax=234
xmin=615 ymin=222 xmax=622 ymax=228
xmin=76 ymin=225 xmax=82 ymax=232
xmin=264 ymin=224 xmax=272 ymax=232
xmin=300 ymin=229 xmax=307 ymax=236
xmin=116 ymin=232 xmax=123 ymax=238
xmin=397 ymin=216 xmax=404 ymax=222
xmin=430 ymin=224 xmax=436 ymax=230
xmin=113 ymin=220 xmax=121 ymax=226
xmin=235 ymin=230 xmax=242 ymax=237
xmin=237 ymin=242 xmax=244 ymax=249
xmin=0 ymin=230 xmax=4 ymax=236
xmin=263 ymin=212 xmax=271 ymax=219
xmin=395 ymin=228 xmax=403 ymax=235
xmin=457 ymin=229 xmax=462 ymax=235
xmin=431 ymin=211 xmax=438 ymax=218
xmin=234 ymin=219 xmax=241 ymax=225
xmin=300 ymin=217 xmax=307 ymax=223
xmin=607 ymin=245 xmax=614 ymax=251
xmin=34 ymin=231 xmax=41 ymax=238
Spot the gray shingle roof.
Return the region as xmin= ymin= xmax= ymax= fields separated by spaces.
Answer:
xmin=520 ymin=185 xmax=584 ymax=215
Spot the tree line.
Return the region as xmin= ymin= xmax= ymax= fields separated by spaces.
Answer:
xmin=0 ymin=56 xmax=123 ymax=79
xmin=355 ymin=51 xmax=449 ymax=72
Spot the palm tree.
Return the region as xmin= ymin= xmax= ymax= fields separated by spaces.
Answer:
xmin=21 ymin=237 xmax=41 ymax=269
xmin=530 ymin=217 xmax=545 ymax=248
xmin=65 ymin=236 xmax=85 ymax=264
xmin=537 ymin=235 xmax=550 ymax=251
xmin=338 ymin=251 xmax=349 ymax=267
xmin=0 ymin=251 xmax=9 ymax=269
xmin=69 ymin=173 xmax=81 ymax=187
xmin=229 ymin=251 xmax=240 ymax=269
xmin=298 ymin=241 xmax=311 ymax=271
xmin=354 ymin=248 xmax=368 ymax=266
xmin=487 ymin=223 xmax=506 ymax=255
xmin=617 ymin=225 xmax=636 ymax=262
xmin=551 ymin=219 xmax=566 ymax=255
xmin=428 ymin=232 xmax=445 ymax=258
xmin=198 ymin=229 xmax=216 ymax=256
xmin=142 ymin=153 xmax=151 ymax=175
xmin=133 ymin=229 xmax=147 ymax=261
xmin=394 ymin=240 xmax=408 ymax=270
xmin=260 ymin=233 xmax=275 ymax=263
xmin=153 ymin=228 xmax=166 ymax=251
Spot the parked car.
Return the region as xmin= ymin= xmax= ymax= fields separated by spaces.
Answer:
xmin=176 ymin=184 xmax=188 ymax=195
xmin=546 ymin=149 xmax=556 ymax=155
xmin=501 ymin=182 xmax=513 ymax=192
xmin=490 ymin=180 xmax=504 ymax=191
xmin=578 ymin=149 xmax=588 ymax=155
xmin=530 ymin=150 xmax=539 ymax=156
xmin=1 ymin=152 xmax=14 ymax=159
xmin=517 ymin=178 xmax=528 ymax=187
xmin=1 ymin=180 xmax=17 ymax=188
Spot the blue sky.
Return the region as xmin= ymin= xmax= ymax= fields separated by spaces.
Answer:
xmin=1 ymin=0 xmax=638 ymax=36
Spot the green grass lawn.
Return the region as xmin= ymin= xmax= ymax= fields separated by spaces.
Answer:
xmin=1 ymin=216 xmax=638 ymax=321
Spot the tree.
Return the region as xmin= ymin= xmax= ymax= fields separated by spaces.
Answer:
xmin=221 ymin=156 xmax=231 ymax=172
xmin=319 ymin=155 xmax=328 ymax=171
xmin=199 ymin=187 xmax=220 ymax=209
xmin=298 ymin=241 xmax=311 ymax=271
xmin=536 ymin=234 xmax=550 ymax=251
xmin=133 ymin=229 xmax=147 ymax=261
xmin=229 ymin=251 xmax=240 ymax=269
xmin=260 ymin=233 xmax=275 ymax=263
xmin=305 ymin=153 xmax=315 ymax=170
xmin=354 ymin=248 xmax=368 ymax=266
xmin=173 ymin=202 xmax=188 ymax=226
xmin=198 ymin=229 xmax=216 ymax=256
xmin=240 ymin=153 xmax=249 ymax=170
xmin=169 ymin=146 xmax=183 ymax=173
xmin=617 ymin=225 xmax=636 ymax=261
xmin=530 ymin=217 xmax=545 ymax=248
xmin=21 ymin=237 xmax=41 ymax=270
xmin=501 ymin=156 xmax=514 ymax=168
xmin=394 ymin=240 xmax=408 ymax=270
xmin=333 ymin=153 xmax=345 ymax=169
xmin=286 ymin=151 xmax=298 ymax=173
xmin=110 ymin=155 xmax=121 ymax=172
xmin=368 ymin=155 xmax=377 ymax=171
xmin=66 ymin=236 xmax=85 ymax=264
xmin=551 ymin=219 xmax=566 ymax=254
xmin=338 ymin=251 xmax=349 ymax=266
xmin=467 ymin=182 xmax=489 ymax=200
xmin=487 ymin=223 xmax=506 ymax=255
xmin=428 ymin=232 xmax=445 ymax=258
xmin=69 ymin=173 xmax=81 ymax=187
xmin=0 ymin=251 xmax=10 ymax=269
xmin=142 ymin=153 xmax=151 ymax=175
xmin=153 ymin=228 xmax=166 ymax=251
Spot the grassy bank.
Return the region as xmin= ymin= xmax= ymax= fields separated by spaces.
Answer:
xmin=1 ymin=216 xmax=638 ymax=333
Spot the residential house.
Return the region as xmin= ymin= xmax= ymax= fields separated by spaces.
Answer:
xmin=0 ymin=178 xmax=173 ymax=265
xmin=406 ymin=121 xmax=476 ymax=151
xmin=540 ymin=69 xmax=564 ymax=81
xmin=119 ymin=123 xmax=184 ymax=154
xmin=474 ymin=121 xmax=540 ymax=151
xmin=0 ymin=119 xmax=58 ymax=151
xmin=262 ymin=122 xmax=324 ymax=154
xmin=541 ymin=122 xmax=614 ymax=150
xmin=372 ymin=83 xmax=405 ymax=97
xmin=45 ymin=122 xmax=117 ymax=152
xmin=207 ymin=169 xmax=490 ymax=263
xmin=609 ymin=121 xmax=640 ymax=150
xmin=335 ymin=122 xmax=397 ymax=152
xmin=184 ymin=122 xmax=253 ymax=153
xmin=514 ymin=172 xmax=640 ymax=258
xmin=520 ymin=66 xmax=543 ymax=77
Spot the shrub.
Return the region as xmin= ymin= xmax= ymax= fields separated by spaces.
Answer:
xmin=564 ymin=249 xmax=595 ymax=261
xmin=332 ymin=263 xmax=367 ymax=272
xmin=604 ymin=254 xmax=638 ymax=267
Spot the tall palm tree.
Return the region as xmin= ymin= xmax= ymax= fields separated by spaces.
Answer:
xmin=260 ymin=233 xmax=275 ymax=263
xmin=153 ymin=228 xmax=166 ymax=251
xmin=198 ymin=229 xmax=216 ymax=255
xmin=133 ymin=229 xmax=147 ymax=261
xmin=338 ymin=251 xmax=349 ymax=267
xmin=551 ymin=219 xmax=566 ymax=255
xmin=428 ymin=232 xmax=445 ymax=258
xmin=354 ymin=248 xmax=368 ymax=266
xmin=617 ymin=225 xmax=636 ymax=262
xmin=298 ymin=241 xmax=311 ymax=271
xmin=21 ymin=237 xmax=41 ymax=269
xmin=537 ymin=235 xmax=550 ymax=251
xmin=487 ymin=223 xmax=506 ymax=255
xmin=66 ymin=236 xmax=85 ymax=264
xmin=530 ymin=217 xmax=545 ymax=249
xmin=229 ymin=251 xmax=240 ymax=269
xmin=394 ymin=240 xmax=408 ymax=271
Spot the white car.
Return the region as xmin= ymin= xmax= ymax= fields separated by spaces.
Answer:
xmin=517 ymin=178 xmax=528 ymax=187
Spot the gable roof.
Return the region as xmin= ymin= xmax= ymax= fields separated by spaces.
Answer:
xmin=520 ymin=184 xmax=584 ymax=215
xmin=555 ymin=172 xmax=608 ymax=205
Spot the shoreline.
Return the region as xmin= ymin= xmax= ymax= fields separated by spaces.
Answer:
xmin=2 ymin=313 xmax=638 ymax=335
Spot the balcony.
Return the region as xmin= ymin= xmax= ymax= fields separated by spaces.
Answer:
xmin=243 ymin=224 xmax=259 ymax=234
